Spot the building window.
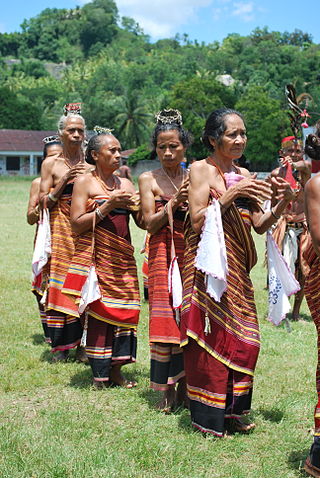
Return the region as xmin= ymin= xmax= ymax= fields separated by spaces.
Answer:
xmin=6 ymin=156 xmax=20 ymax=171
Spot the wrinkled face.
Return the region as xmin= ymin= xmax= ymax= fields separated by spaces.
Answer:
xmin=210 ymin=114 xmax=247 ymax=160
xmin=60 ymin=117 xmax=85 ymax=146
xmin=281 ymin=143 xmax=303 ymax=162
xmin=156 ymin=130 xmax=186 ymax=167
xmin=45 ymin=144 xmax=63 ymax=158
xmin=92 ymin=135 xmax=121 ymax=170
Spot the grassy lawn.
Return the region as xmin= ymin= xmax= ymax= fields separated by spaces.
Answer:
xmin=0 ymin=177 xmax=315 ymax=478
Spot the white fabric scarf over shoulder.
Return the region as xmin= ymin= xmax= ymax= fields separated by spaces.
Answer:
xmin=195 ymin=199 xmax=228 ymax=302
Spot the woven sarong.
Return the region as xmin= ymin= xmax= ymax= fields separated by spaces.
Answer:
xmin=85 ymin=315 xmax=137 ymax=382
xmin=62 ymin=208 xmax=140 ymax=328
xmin=148 ymin=199 xmax=186 ymax=389
xmin=304 ymin=246 xmax=320 ymax=436
xmin=148 ymin=205 xmax=185 ymax=343
xmin=47 ymin=183 xmax=79 ymax=316
xmin=181 ymin=190 xmax=259 ymax=435
xmin=45 ymin=183 xmax=82 ymax=352
xmin=62 ymin=199 xmax=140 ymax=381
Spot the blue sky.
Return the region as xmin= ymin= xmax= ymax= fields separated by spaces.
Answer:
xmin=1 ymin=0 xmax=319 ymax=45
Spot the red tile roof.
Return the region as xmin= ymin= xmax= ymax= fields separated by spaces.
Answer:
xmin=0 ymin=130 xmax=137 ymax=157
xmin=0 ymin=129 xmax=57 ymax=152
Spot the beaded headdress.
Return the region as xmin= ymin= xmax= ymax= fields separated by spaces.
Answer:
xmin=42 ymin=135 xmax=60 ymax=144
xmin=281 ymin=135 xmax=303 ymax=149
xmin=155 ymin=109 xmax=183 ymax=126
xmin=93 ymin=125 xmax=113 ymax=135
xmin=63 ymin=103 xmax=82 ymax=116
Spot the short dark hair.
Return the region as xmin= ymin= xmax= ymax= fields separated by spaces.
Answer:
xmin=151 ymin=123 xmax=193 ymax=152
xmin=202 ymin=108 xmax=244 ymax=152
xmin=42 ymin=140 xmax=62 ymax=160
xmin=85 ymin=133 xmax=114 ymax=164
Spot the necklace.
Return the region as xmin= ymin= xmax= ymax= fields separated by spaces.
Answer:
xmin=161 ymin=167 xmax=186 ymax=192
xmin=93 ymin=171 xmax=118 ymax=192
xmin=64 ymin=157 xmax=83 ymax=169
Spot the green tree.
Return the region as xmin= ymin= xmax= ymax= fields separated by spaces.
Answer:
xmin=0 ymin=86 xmax=42 ymax=129
xmin=235 ymin=86 xmax=290 ymax=171
xmin=169 ymin=76 xmax=236 ymax=159
xmin=127 ymin=144 xmax=152 ymax=166
xmin=79 ymin=0 xmax=119 ymax=56
xmin=115 ymin=93 xmax=153 ymax=149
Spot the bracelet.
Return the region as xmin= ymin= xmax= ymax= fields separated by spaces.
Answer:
xmin=34 ymin=204 xmax=40 ymax=216
xmin=48 ymin=192 xmax=58 ymax=202
xmin=95 ymin=207 xmax=105 ymax=220
xmin=271 ymin=207 xmax=280 ymax=220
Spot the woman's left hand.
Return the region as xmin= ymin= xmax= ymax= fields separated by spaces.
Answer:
xmin=270 ymin=176 xmax=296 ymax=202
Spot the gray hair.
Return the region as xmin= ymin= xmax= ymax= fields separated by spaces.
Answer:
xmin=57 ymin=113 xmax=86 ymax=136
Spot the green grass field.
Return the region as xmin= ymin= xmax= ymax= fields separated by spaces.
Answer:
xmin=0 ymin=177 xmax=316 ymax=478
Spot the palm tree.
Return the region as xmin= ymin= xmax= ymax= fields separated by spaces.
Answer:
xmin=115 ymin=92 xmax=153 ymax=149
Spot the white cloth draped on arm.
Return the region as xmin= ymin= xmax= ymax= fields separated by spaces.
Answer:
xmin=32 ymin=208 xmax=51 ymax=278
xmin=195 ymin=199 xmax=228 ymax=302
xmin=78 ymin=265 xmax=101 ymax=314
xmin=267 ymin=230 xmax=300 ymax=325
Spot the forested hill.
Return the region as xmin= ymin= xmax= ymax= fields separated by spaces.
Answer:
xmin=1 ymin=0 xmax=320 ymax=170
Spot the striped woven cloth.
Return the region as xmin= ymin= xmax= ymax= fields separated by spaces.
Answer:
xmin=304 ymin=246 xmax=320 ymax=434
xmin=148 ymin=201 xmax=185 ymax=344
xmin=62 ymin=200 xmax=140 ymax=329
xmin=46 ymin=185 xmax=78 ymax=316
xmin=181 ymin=189 xmax=260 ymax=376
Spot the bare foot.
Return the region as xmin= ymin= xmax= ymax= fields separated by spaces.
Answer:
xmin=156 ymin=386 xmax=176 ymax=414
xmin=225 ymin=417 xmax=256 ymax=434
xmin=110 ymin=364 xmax=137 ymax=388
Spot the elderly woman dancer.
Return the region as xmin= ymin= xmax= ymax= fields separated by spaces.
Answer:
xmin=40 ymin=104 xmax=90 ymax=362
xmin=139 ymin=109 xmax=191 ymax=412
xmin=180 ymin=108 xmax=294 ymax=436
xmin=62 ymin=128 xmax=141 ymax=388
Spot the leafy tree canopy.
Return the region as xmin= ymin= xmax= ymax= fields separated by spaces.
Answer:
xmin=1 ymin=3 xmax=320 ymax=170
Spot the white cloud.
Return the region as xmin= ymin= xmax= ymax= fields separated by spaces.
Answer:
xmin=116 ymin=0 xmax=212 ymax=38
xmin=232 ymin=2 xmax=255 ymax=22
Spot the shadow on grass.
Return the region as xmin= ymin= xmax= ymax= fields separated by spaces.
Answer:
xmin=69 ymin=369 xmax=92 ymax=389
xmin=69 ymin=365 xmax=148 ymax=390
xmin=255 ymin=406 xmax=284 ymax=423
xmin=287 ymin=448 xmax=310 ymax=473
xmin=287 ymin=313 xmax=312 ymax=323
xmin=177 ymin=411 xmax=194 ymax=434
xmin=139 ymin=387 xmax=160 ymax=409
xmin=31 ymin=333 xmax=46 ymax=345
xmin=39 ymin=349 xmax=53 ymax=363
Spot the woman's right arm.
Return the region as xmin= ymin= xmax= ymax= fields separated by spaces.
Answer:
xmin=188 ymin=161 xmax=211 ymax=234
xmin=139 ymin=172 xmax=167 ymax=235
xmin=39 ymin=158 xmax=87 ymax=209
xmin=27 ymin=178 xmax=41 ymax=225
xmin=71 ymin=176 xmax=134 ymax=235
